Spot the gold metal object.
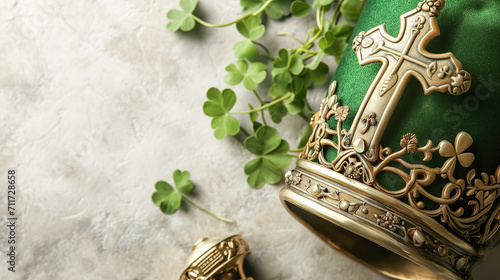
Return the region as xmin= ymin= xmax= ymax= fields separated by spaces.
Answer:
xmin=180 ymin=235 xmax=253 ymax=280
xmin=281 ymin=1 xmax=500 ymax=279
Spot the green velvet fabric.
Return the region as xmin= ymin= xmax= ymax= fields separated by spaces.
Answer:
xmin=326 ymin=0 xmax=500 ymax=187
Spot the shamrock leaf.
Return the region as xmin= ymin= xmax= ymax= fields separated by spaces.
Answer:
xmin=291 ymin=0 xmax=311 ymax=17
xmin=341 ymin=0 xmax=364 ymax=22
xmin=306 ymin=51 xmax=324 ymax=70
xmin=152 ymin=170 xmax=194 ymax=215
xmin=284 ymin=78 xmax=306 ymax=114
xmin=252 ymin=121 xmax=263 ymax=132
xmin=332 ymin=22 xmax=355 ymax=38
xmin=173 ymin=170 xmax=194 ymax=193
xmin=241 ymin=0 xmax=292 ymax=20
xmin=152 ymin=181 xmax=182 ymax=214
xmin=312 ymin=0 xmax=334 ymax=8
xmin=236 ymin=15 xmax=265 ymax=40
xmin=152 ymin=170 xmax=232 ymax=222
xmin=244 ymin=126 xmax=291 ymax=187
xmin=268 ymin=83 xmax=288 ymax=99
xmin=233 ymin=40 xmax=259 ymax=62
xmin=268 ymin=102 xmax=288 ymax=123
xmin=319 ymin=29 xmax=350 ymax=62
xmin=310 ymin=62 xmax=329 ymax=85
xmin=203 ymin=88 xmax=240 ymax=139
xmin=272 ymin=49 xmax=304 ymax=85
xmin=166 ymin=0 xmax=198 ymax=32
xmin=225 ymin=60 xmax=267 ymax=90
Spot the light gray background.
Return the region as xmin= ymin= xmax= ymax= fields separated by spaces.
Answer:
xmin=0 ymin=1 xmax=498 ymax=280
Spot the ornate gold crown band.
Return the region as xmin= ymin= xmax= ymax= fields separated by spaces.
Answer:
xmin=281 ymin=1 xmax=500 ymax=279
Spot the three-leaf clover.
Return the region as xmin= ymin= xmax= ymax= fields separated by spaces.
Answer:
xmin=167 ymin=0 xmax=198 ymax=32
xmin=203 ymin=88 xmax=240 ymax=140
xmin=244 ymin=126 xmax=292 ymax=188
xmin=233 ymin=15 xmax=266 ymax=61
xmin=152 ymin=170 xmax=193 ymax=214
xmin=319 ymin=23 xmax=354 ymax=62
xmin=241 ymin=0 xmax=292 ymax=20
xmin=152 ymin=170 xmax=232 ymax=222
xmin=225 ymin=60 xmax=267 ymax=90
xmin=272 ymin=49 xmax=304 ymax=85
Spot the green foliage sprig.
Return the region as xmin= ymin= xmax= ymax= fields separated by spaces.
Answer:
xmin=152 ymin=170 xmax=232 ymax=222
xmin=167 ymin=0 xmax=364 ymax=188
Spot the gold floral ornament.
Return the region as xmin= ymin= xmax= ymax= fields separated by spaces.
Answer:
xmin=299 ymin=81 xmax=500 ymax=245
xmin=400 ymin=133 xmax=418 ymax=153
xmin=335 ymin=105 xmax=350 ymax=122
xmin=417 ymin=0 xmax=444 ymax=17
xmin=351 ymin=31 xmax=365 ymax=51
xmin=284 ymin=1 xmax=500 ymax=279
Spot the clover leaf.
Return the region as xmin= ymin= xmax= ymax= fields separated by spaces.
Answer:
xmin=152 ymin=181 xmax=182 ymax=214
xmin=225 ymin=60 xmax=267 ymax=90
xmin=320 ymin=24 xmax=354 ymax=62
xmin=166 ymin=0 xmax=198 ymax=32
xmin=291 ymin=0 xmax=311 ymax=17
xmin=272 ymin=49 xmax=304 ymax=85
xmin=241 ymin=0 xmax=292 ymax=20
xmin=236 ymin=15 xmax=265 ymax=40
xmin=152 ymin=170 xmax=194 ymax=214
xmin=244 ymin=126 xmax=291 ymax=188
xmin=233 ymin=40 xmax=259 ymax=62
xmin=284 ymin=79 xmax=306 ymax=114
xmin=268 ymin=102 xmax=288 ymax=123
xmin=310 ymin=62 xmax=329 ymax=85
xmin=152 ymin=170 xmax=232 ymax=222
xmin=173 ymin=170 xmax=194 ymax=193
xmin=203 ymin=88 xmax=240 ymax=140
xmin=341 ymin=0 xmax=364 ymax=22
xmin=312 ymin=0 xmax=334 ymax=8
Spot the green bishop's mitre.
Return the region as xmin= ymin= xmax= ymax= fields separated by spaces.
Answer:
xmin=281 ymin=1 xmax=500 ymax=280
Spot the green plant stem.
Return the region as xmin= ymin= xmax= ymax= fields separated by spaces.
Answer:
xmin=276 ymin=32 xmax=305 ymax=45
xmin=192 ymin=0 xmax=273 ymax=28
xmin=329 ymin=0 xmax=344 ymax=29
xmin=303 ymin=53 xmax=316 ymax=60
xmin=296 ymin=7 xmax=325 ymax=55
xmin=182 ymin=195 xmax=233 ymax=223
xmin=301 ymin=49 xmax=319 ymax=55
xmin=289 ymin=154 xmax=299 ymax=158
xmin=289 ymin=148 xmax=304 ymax=152
xmin=252 ymin=90 xmax=268 ymax=125
xmin=253 ymin=41 xmax=274 ymax=60
xmin=231 ymin=93 xmax=293 ymax=114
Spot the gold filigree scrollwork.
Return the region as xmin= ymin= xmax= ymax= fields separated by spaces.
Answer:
xmin=299 ymin=81 xmax=500 ymax=246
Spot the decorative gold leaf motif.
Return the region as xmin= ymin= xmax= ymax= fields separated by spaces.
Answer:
xmin=300 ymin=81 xmax=500 ymax=246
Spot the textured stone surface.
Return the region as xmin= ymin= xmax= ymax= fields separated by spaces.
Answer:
xmin=0 ymin=1 xmax=498 ymax=280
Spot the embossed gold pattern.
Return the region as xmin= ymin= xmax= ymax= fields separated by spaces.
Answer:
xmin=300 ymin=80 xmax=500 ymax=247
xmin=180 ymin=235 xmax=252 ymax=280
xmin=283 ymin=1 xmax=500 ymax=279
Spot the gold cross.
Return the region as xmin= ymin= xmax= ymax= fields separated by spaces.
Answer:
xmin=347 ymin=0 xmax=471 ymax=161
